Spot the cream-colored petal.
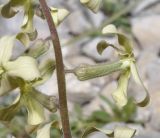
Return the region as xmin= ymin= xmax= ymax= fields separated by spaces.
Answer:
xmin=4 ymin=56 xmax=41 ymax=81
xmin=112 ymin=70 xmax=130 ymax=107
xmin=0 ymin=36 xmax=15 ymax=64
xmin=16 ymin=32 xmax=30 ymax=47
xmin=36 ymin=121 xmax=59 ymax=138
xmin=114 ymin=127 xmax=136 ymax=138
xmin=130 ymin=62 xmax=150 ymax=107
xmin=82 ymin=127 xmax=113 ymax=138
xmin=102 ymin=24 xmax=118 ymax=34
xmin=80 ymin=0 xmax=102 ymax=13
xmin=50 ymin=7 xmax=70 ymax=26
xmin=82 ymin=126 xmax=135 ymax=138
xmin=102 ymin=24 xmax=133 ymax=55
xmin=22 ymin=93 xmax=45 ymax=125
xmin=37 ymin=122 xmax=52 ymax=138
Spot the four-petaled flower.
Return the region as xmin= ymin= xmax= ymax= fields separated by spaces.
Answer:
xmin=0 ymin=36 xmax=57 ymax=125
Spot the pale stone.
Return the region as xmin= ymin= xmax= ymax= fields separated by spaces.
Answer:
xmin=131 ymin=15 xmax=160 ymax=48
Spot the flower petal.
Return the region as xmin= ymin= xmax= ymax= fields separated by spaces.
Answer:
xmin=21 ymin=2 xmax=34 ymax=33
xmin=16 ymin=32 xmax=30 ymax=47
xmin=112 ymin=70 xmax=130 ymax=107
xmin=30 ymin=88 xmax=57 ymax=112
xmin=0 ymin=74 xmax=17 ymax=96
xmin=82 ymin=126 xmax=135 ymax=138
xmin=21 ymin=93 xmax=45 ymax=125
xmin=96 ymin=40 xmax=109 ymax=55
xmin=34 ymin=59 xmax=56 ymax=86
xmin=37 ymin=122 xmax=52 ymax=138
xmin=4 ymin=56 xmax=41 ymax=81
xmin=80 ymin=0 xmax=102 ymax=13
xmin=0 ymin=36 xmax=15 ymax=64
xmin=130 ymin=62 xmax=150 ymax=107
xmin=37 ymin=121 xmax=59 ymax=138
xmin=1 ymin=0 xmax=25 ymax=18
xmin=50 ymin=7 xmax=70 ymax=26
xmin=0 ymin=94 xmax=21 ymax=121
xmin=82 ymin=127 xmax=113 ymax=138
xmin=114 ymin=127 xmax=136 ymax=138
xmin=102 ymin=24 xmax=133 ymax=55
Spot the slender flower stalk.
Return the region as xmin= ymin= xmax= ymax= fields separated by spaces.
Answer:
xmin=39 ymin=0 xmax=72 ymax=138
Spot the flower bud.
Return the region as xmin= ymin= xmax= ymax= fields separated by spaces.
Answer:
xmin=50 ymin=7 xmax=70 ymax=26
xmin=80 ymin=0 xmax=102 ymax=13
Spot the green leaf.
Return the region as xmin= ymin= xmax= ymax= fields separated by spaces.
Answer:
xmin=80 ymin=0 xmax=102 ymax=13
xmin=112 ymin=70 xmax=130 ymax=107
xmin=122 ymin=98 xmax=136 ymax=122
xmin=0 ymin=94 xmax=21 ymax=121
xmin=89 ymin=110 xmax=111 ymax=123
xmin=102 ymin=24 xmax=132 ymax=55
xmin=0 ymin=36 xmax=15 ymax=64
xmin=130 ymin=62 xmax=150 ymax=107
xmin=22 ymin=92 xmax=45 ymax=125
xmin=50 ymin=7 xmax=70 ymax=26
xmin=4 ymin=56 xmax=41 ymax=81
xmin=96 ymin=40 xmax=109 ymax=55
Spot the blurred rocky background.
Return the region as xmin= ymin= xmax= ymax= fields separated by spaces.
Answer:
xmin=0 ymin=0 xmax=160 ymax=138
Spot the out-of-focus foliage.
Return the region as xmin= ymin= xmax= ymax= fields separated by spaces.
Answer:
xmin=0 ymin=95 xmax=138 ymax=138
xmin=101 ymin=0 xmax=132 ymax=32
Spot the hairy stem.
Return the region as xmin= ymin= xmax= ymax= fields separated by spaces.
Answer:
xmin=39 ymin=0 xmax=72 ymax=138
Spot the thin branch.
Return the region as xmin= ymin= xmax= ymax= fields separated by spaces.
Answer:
xmin=39 ymin=0 xmax=72 ymax=138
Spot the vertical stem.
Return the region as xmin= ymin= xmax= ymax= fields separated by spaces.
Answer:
xmin=39 ymin=0 xmax=72 ymax=138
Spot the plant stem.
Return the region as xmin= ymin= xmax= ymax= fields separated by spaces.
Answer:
xmin=39 ymin=0 xmax=72 ymax=138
